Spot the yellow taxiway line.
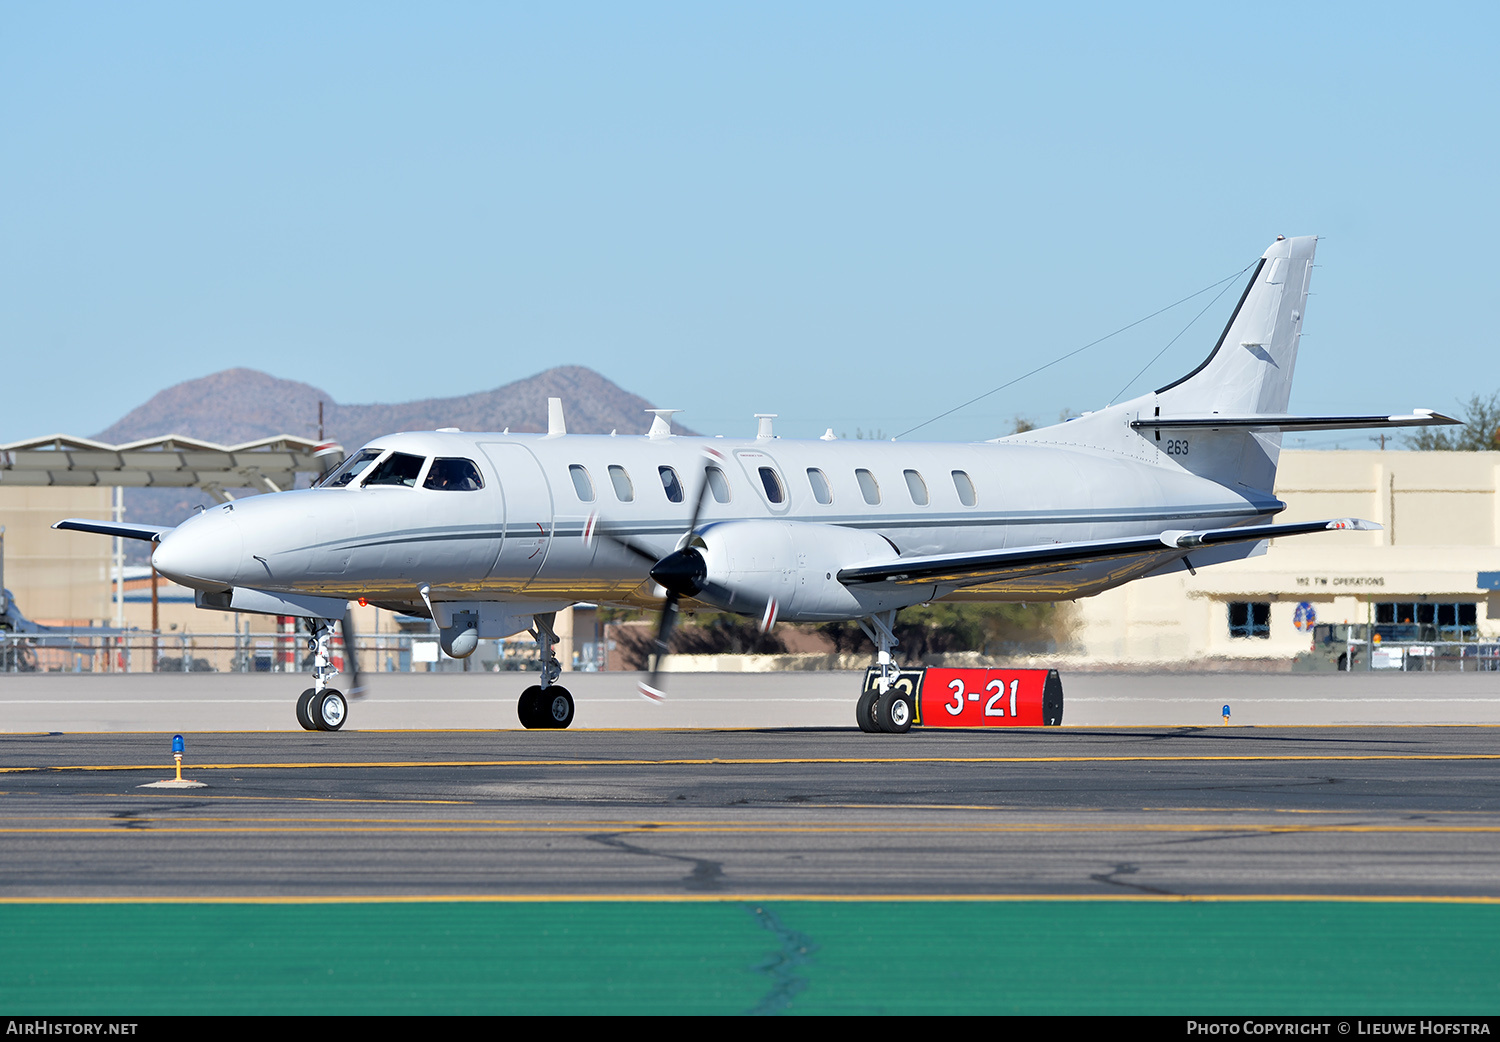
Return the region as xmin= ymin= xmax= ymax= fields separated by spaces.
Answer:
xmin=7 ymin=751 xmax=1500 ymax=773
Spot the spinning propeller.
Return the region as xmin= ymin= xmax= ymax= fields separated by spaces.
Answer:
xmin=341 ymin=604 xmax=367 ymax=699
xmin=587 ymin=448 xmax=722 ymax=701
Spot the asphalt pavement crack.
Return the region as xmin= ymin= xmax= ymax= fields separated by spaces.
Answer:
xmin=110 ymin=810 xmax=150 ymax=830
xmin=583 ymin=830 xmax=725 ymax=891
xmin=1089 ymin=861 xmax=1176 ymax=895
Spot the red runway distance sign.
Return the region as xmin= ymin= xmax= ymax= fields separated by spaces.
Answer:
xmin=919 ymin=668 xmax=1063 ymax=727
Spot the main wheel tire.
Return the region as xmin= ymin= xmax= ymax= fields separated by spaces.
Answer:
xmin=543 ymin=687 xmax=575 ymax=729
xmin=296 ymin=688 xmax=319 ymax=731
xmin=517 ymin=685 xmax=545 ymax=729
xmin=855 ymin=689 xmax=881 ymax=732
xmin=878 ymin=689 xmax=914 ymax=734
xmin=314 ymin=689 xmax=347 ymax=731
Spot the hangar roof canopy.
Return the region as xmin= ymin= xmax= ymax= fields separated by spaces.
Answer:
xmin=0 ymin=434 xmax=344 ymax=498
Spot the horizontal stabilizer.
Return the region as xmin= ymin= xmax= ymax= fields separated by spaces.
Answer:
xmin=52 ymin=519 xmax=175 ymax=543
xmin=1158 ymin=517 xmax=1379 ymax=549
xmin=837 ymin=517 xmax=1380 ymax=589
xmin=1131 ymin=410 xmax=1459 ymax=433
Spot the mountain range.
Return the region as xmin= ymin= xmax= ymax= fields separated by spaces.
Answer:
xmin=95 ymin=366 xmax=694 ymax=540
xmin=94 ymin=366 xmax=695 ymax=448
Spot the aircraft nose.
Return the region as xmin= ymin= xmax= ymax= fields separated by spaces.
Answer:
xmin=152 ymin=511 xmax=244 ymax=591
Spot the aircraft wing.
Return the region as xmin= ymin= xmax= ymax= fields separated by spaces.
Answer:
xmin=52 ymin=519 xmax=175 ymax=543
xmin=836 ymin=518 xmax=1380 ymax=588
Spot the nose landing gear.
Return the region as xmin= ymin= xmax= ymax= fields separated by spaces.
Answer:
xmin=295 ymin=619 xmax=349 ymax=731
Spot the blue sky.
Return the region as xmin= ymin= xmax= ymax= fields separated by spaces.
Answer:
xmin=3 ymin=3 xmax=1495 ymax=446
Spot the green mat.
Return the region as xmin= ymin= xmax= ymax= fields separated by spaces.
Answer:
xmin=2 ymin=899 xmax=1495 ymax=1015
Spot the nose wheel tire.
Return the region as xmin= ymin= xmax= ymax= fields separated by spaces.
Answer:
xmin=855 ymin=689 xmax=881 ymax=733
xmin=518 ymin=685 xmax=544 ymax=728
xmin=296 ymin=688 xmax=319 ymax=731
xmin=518 ymin=686 xmax=574 ymax=729
xmin=545 ymin=688 xmax=575 ymax=729
xmin=878 ymin=689 xmax=914 ymax=733
xmin=314 ymin=689 xmax=347 ymax=731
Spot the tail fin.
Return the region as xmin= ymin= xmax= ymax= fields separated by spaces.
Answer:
xmin=1156 ymin=235 xmax=1316 ymax=415
xmin=1004 ymin=235 xmax=1317 ymax=497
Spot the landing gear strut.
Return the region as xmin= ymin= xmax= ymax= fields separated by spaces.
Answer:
xmin=857 ymin=610 xmax=912 ymax=734
xmin=296 ymin=618 xmax=348 ymax=731
xmin=518 ymin=611 xmax=574 ymax=729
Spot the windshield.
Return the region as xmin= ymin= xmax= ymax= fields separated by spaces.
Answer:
xmin=318 ymin=448 xmax=382 ymax=488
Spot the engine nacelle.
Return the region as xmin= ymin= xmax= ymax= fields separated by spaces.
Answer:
xmin=652 ymin=520 xmax=918 ymax=621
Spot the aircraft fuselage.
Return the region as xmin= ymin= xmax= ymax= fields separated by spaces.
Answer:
xmin=150 ymin=428 xmax=1281 ymax=619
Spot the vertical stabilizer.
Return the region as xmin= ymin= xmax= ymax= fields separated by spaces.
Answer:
xmin=1004 ymin=235 xmax=1318 ymax=497
xmin=1156 ymin=235 xmax=1316 ymax=415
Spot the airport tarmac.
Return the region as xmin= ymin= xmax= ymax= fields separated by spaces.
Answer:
xmin=4 ymin=671 xmax=1500 ymax=902
xmin=5 ymin=723 xmax=1500 ymax=899
xmin=2 ymin=668 xmax=1499 ymax=730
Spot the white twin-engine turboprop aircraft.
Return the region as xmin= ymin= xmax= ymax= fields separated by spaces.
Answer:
xmin=58 ymin=235 xmax=1455 ymax=733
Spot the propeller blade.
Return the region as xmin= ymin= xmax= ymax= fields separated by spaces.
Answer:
xmin=636 ymin=446 xmax=723 ymax=703
xmin=684 ymin=449 xmax=717 ymax=539
xmin=638 ymin=591 xmax=681 ymax=702
xmin=342 ymin=607 xmax=367 ymax=699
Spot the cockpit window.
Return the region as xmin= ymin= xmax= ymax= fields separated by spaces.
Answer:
xmin=362 ymin=452 xmax=426 ymax=488
xmin=424 ymin=458 xmax=484 ymax=491
xmin=319 ymin=448 xmax=382 ymax=488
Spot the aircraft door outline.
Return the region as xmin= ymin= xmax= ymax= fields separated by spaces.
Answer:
xmin=478 ymin=442 xmax=555 ymax=589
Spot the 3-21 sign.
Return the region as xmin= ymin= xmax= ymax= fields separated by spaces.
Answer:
xmin=945 ymin=676 xmax=1018 ymax=718
xmin=920 ymin=668 xmax=1049 ymax=727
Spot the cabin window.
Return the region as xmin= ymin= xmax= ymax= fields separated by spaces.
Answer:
xmin=1228 ymin=602 xmax=1270 ymax=639
xmin=659 ymin=466 xmax=684 ymax=503
xmin=904 ymin=469 xmax=929 ymax=506
xmin=363 ymin=452 xmax=426 ymax=488
xmin=855 ymin=468 xmax=880 ymax=505
xmin=320 ymin=448 xmax=382 ymax=488
xmin=569 ymin=464 xmax=595 ymax=502
xmin=952 ymin=470 xmax=977 ymax=507
xmin=806 ymin=468 xmax=832 ymax=505
xmin=423 ymin=458 xmax=484 ymax=491
xmin=758 ymin=467 xmax=786 ymax=504
xmin=705 ymin=466 xmax=731 ymax=503
xmin=608 ymin=465 xmax=634 ymax=502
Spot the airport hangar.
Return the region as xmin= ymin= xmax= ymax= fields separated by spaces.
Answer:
xmin=2 ymin=434 xmax=1498 ymax=673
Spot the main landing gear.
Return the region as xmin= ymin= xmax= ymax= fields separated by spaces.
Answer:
xmin=518 ymin=611 xmax=574 ymax=729
xmin=296 ymin=619 xmax=349 ymax=731
xmin=855 ymin=610 xmax=915 ymax=734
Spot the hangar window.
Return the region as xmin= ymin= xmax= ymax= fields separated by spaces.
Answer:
xmin=1228 ymin=602 xmax=1270 ymax=639
xmin=1375 ymin=601 xmax=1477 ymax=641
xmin=759 ymin=467 xmax=786 ymax=504
xmin=952 ymin=470 xmax=977 ymax=507
xmin=569 ymin=464 xmax=595 ymax=502
xmin=423 ymin=458 xmax=484 ymax=491
xmin=363 ymin=452 xmax=426 ymax=488
xmin=320 ymin=448 xmax=383 ymax=488
xmin=608 ymin=465 xmax=634 ymax=502
xmin=904 ymin=469 xmax=929 ymax=506
xmin=659 ymin=466 xmax=685 ymax=503
xmin=855 ymin=469 xmax=881 ymax=505
xmin=806 ymin=468 xmax=832 ymax=505
xmin=706 ymin=466 xmax=731 ymax=504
